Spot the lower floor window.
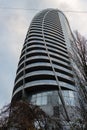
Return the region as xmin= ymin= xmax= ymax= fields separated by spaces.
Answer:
xmin=29 ymin=90 xmax=75 ymax=106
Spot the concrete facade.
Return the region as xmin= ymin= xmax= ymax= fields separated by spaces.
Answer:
xmin=12 ymin=9 xmax=78 ymax=129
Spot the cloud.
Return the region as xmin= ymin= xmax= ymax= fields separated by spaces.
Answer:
xmin=0 ymin=10 xmax=28 ymax=108
xmin=0 ymin=69 xmax=14 ymax=107
xmin=0 ymin=2 xmax=39 ymax=108
xmin=63 ymin=0 xmax=87 ymax=37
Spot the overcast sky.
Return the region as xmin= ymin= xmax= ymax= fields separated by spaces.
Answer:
xmin=0 ymin=0 xmax=87 ymax=108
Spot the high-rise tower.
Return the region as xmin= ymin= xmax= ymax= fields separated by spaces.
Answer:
xmin=12 ymin=9 xmax=77 ymax=118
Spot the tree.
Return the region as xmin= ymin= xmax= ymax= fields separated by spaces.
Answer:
xmin=0 ymin=100 xmax=49 ymax=130
xmin=0 ymin=100 xmax=65 ymax=130
xmin=71 ymin=31 xmax=87 ymax=82
xmin=69 ymin=31 xmax=87 ymax=129
xmin=69 ymin=31 xmax=87 ymax=103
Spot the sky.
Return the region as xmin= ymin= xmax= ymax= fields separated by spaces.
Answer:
xmin=0 ymin=0 xmax=87 ymax=108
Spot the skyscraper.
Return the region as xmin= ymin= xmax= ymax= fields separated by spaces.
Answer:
xmin=12 ymin=9 xmax=77 ymax=120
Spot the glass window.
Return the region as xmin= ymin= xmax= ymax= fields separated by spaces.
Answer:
xmin=36 ymin=96 xmax=42 ymax=105
xmin=42 ymin=96 xmax=47 ymax=105
xmin=63 ymin=91 xmax=69 ymax=97
xmin=32 ymin=94 xmax=36 ymax=98
xmin=37 ymin=93 xmax=41 ymax=97
xmin=59 ymin=90 xmax=75 ymax=106
xmin=30 ymin=90 xmax=75 ymax=106
xmin=42 ymin=92 xmax=47 ymax=96
xmin=69 ymin=91 xmax=74 ymax=97
xmin=59 ymin=97 xmax=62 ymax=104
xmin=31 ymin=98 xmax=36 ymax=105
xmin=47 ymin=91 xmax=53 ymax=95
xmin=53 ymin=96 xmax=59 ymax=105
xmin=70 ymin=98 xmax=75 ymax=106
xmin=64 ymin=97 xmax=70 ymax=105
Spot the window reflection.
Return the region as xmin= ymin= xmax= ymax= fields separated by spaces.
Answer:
xmin=42 ymin=96 xmax=47 ymax=105
xmin=69 ymin=91 xmax=74 ymax=97
xmin=36 ymin=96 xmax=42 ymax=105
xmin=62 ymin=90 xmax=75 ymax=106
xmin=30 ymin=90 xmax=75 ymax=106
